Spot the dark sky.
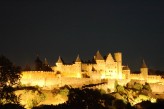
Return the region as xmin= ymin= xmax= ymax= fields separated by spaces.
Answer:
xmin=0 ymin=0 xmax=163 ymax=71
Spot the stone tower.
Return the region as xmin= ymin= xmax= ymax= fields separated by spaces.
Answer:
xmin=122 ymin=66 xmax=130 ymax=79
xmin=140 ymin=60 xmax=148 ymax=80
xmin=35 ymin=55 xmax=43 ymax=71
xmin=56 ymin=56 xmax=63 ymax=71
xmin=75 ymin=55 xmax=82 ymax=78
xmin=94 ymin=51 xmax=104 ymax=62
xmin=114 ymin=52 xmax=122 ymax=79
xmin=75 ymin=55 xmax=82 ymax=71
xmin=94 ymin=50 xmax=105 ymax=71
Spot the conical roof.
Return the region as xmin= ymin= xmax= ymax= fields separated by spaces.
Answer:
xmin=35 ymin=55 xmax=42 ymax=64
xmin=57 ymin=56 xmax=63 ymax=63
xmin=95 ymin=50 xmax=104 ymax=60
xmin=141 ymin=60 xmax=147 ymax=68
xmin=106 ymin=53 xmax=114 ymax=62
xmin=75 ymin=54 xmax=81 ymax=62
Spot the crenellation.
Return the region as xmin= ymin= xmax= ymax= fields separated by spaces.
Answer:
xmin=20 ymin=51 xmax=164 ymax=92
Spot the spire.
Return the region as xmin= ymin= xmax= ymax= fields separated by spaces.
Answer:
xmin=35 ymin=55 xmax=42 ymax=64
xmin=57 ymin=56 xmax=63 ymax=63
xmin=35 ymin=54 xmax=40 ymax=61
xmin=141 ymin=60 xmax=147 ymax=68
xmin=75 ymin=54 xmax=81 ymax=62
xmin=44 ymin=58 xmax=48 ymax=65
xmin=95 ymin=50 xmax=104 ymax=60
xmin=34 ymin=55 xmax=43 ymax=71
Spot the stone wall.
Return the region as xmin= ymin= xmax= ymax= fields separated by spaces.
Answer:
xmin=21 ymin=71 xmax=164 ymax=93
xmin=130 ymin=74 xmax=142 ymax=80
xmin=81 ymin=63 xmax=92 ymax=72
xmin=21 ymin=71 xmax=98 ymax=89
xmin=147 ymin=75 xmax=161 ymax=83
xmin=21 ymin=71 xmax=57 ymax=88
xmin=150 ymin=83 xmax=164 ymax=93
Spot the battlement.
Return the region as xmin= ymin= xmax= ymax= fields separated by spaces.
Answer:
xmin=22 ymin=71 xmax=54 ymax=73
xmin=130 ymin=74 xmax=142 ymax=80
xmin=20 ymin=51 xmax=164 ymax=93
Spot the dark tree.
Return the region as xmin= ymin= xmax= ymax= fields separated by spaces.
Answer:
xmin=0 ymin=55 xmax=21 ymax=104
xmin=67 ymin=88 xmax=115 ymax=109
xmin=0 ymin=103 xmax=24 ymax=109
xmin=0 ymin=55 xmax=21 ymax=87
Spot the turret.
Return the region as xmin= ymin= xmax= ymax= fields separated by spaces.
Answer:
xmin=56 ymin=56 xmax=63 ymax=66
xmin=114 ymin=52 xmax=122 ymax=79
xmin=122 ymin=65 xmax=130 ymax=79
xmin=140 ymin=60 xmax=148 ymax=80
xmin=75 ymin=54 xmax=82 ymax=77
xmin=94 ymin=51 xmax=105 ymax=78
xmin=94 ymin=50 xmax=104 ymax=60
xmin=75 ymin=54 xmax=81 ymax=64
xmin=94 ymin=50 xmax=105 ymax=64
xmin=43 ymin=58 xmax=52 ymax=71
xmin=114 ymin=52 xmax=122 ymax=62
xmin=35 ymin=55 xmax=43 ymax=71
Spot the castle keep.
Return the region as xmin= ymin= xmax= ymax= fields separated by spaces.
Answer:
xmin=52 ymin=51 xmax=123 ymax=79
xmin=21 ymin=51 xmax=164 ymax=92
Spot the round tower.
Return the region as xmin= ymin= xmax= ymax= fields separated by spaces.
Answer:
xmin=114 ymin=52 xmax=122 ymax=62
xmin=56 ymin=56 xmax=63 ymax=66
xmin=122 ymin=66 xmax=130 ymax=79
xmin=95 ymin=50 xmax=105 ymax=63
xmin=114 ymin=52 xmax=122 ymax=79
xmin=75 ymin=55 xmax=82 ymax=78
xmin=94 ymin=51 xmax=105 ymax=72
xmin=140 ymin=60 xmax=148 ymax=80
xmin=56 ymin=56 xmax=63 ymax=71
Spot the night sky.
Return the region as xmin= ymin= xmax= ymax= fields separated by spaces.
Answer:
xmin=0 ymin=0 xmax=163 ymax=71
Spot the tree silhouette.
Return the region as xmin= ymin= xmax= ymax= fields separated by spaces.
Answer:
xmin=0 ymin=103 xmax=24 ymax=109
xmin=0 ymin=55 xmax=21 ymax=104
xmin=67 ymin=88 xmax=115 ymax=109
xmin=0 ymin=55 xmax=21 ymax=87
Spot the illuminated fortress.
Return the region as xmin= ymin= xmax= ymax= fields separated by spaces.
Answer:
xmin=52 ymin=51 xmax=123 ymax=79
xmin=21 ymin=51 xmax=164 ymax=92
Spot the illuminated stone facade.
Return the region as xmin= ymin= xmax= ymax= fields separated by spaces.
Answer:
xmin=21 ymin=51 xmax=164 ymax=92
xmin=52 ymin=51 xmax=123 ymax=79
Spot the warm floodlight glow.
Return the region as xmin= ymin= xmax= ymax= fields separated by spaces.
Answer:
xmin=101 ymin=74 xmax=106 ymax=79
xmin=20 ymin=51 xmax=164 ymax=93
